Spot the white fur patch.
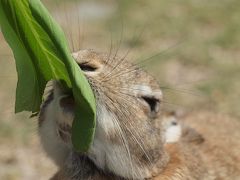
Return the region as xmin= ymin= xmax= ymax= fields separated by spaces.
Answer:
xmin=39 ymin=99 xmax=70 ymax=166
xmin=132 ymin=85 xmax=152 ymax=96
xmin=132 ymin=85 xmax=162 ymax=103
xmin=165 ymin=123 xmax=182 ymax=143
xmin=163 ymin=116 xmax=182 ymax=143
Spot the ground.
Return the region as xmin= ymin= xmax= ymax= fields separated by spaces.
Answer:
xmin=0 ymin=0 xmax=239 ymax=179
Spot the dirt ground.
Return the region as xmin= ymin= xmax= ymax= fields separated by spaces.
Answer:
xmin=0 ymin=0 xmax=239 ymax=179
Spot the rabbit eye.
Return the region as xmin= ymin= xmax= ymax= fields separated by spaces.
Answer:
xmin=79 ymin=63 xmax=97 ymax=72
xmin=141 ymin=95 xmax=160 ymax=117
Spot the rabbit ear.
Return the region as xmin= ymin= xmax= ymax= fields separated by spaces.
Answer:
xmin=182 ymin=125 xmax=205 ymax=145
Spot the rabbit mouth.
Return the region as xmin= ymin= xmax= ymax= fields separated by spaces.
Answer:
xmin=55 ymin=93 xmax=75 ymax=143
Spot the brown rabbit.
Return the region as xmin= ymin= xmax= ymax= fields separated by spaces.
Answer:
xmin=39 ymin=49 xmax=240 ymax=180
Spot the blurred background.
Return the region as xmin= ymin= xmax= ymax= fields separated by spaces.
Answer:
xmin=0 ymin=0 xmax=239 ymax=179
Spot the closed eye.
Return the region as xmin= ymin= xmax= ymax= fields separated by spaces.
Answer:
xmin=142 ymin=96 xmax=159 ymax=112
xmin=140 ymin=94 xmax=161 ymax=118
xmin=79 ymin=63 xmax=97 ymax=72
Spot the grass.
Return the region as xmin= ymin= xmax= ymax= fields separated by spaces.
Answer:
xmin=0 ymin=0 xmax=239 ymax=179
xmin=100 ymin=0 xmax=240 ymax=117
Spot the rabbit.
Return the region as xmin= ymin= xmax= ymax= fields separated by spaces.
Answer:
xmin=39 ymin=49 xmax=240 ymax=180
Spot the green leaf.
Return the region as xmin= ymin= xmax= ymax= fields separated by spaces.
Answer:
xmin=0 ymin=0 xmax=96 ymax=152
